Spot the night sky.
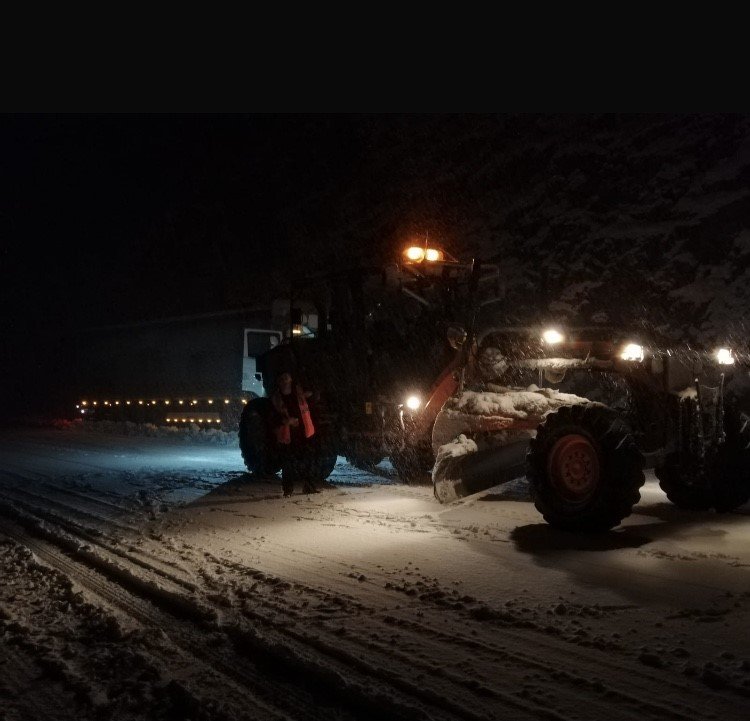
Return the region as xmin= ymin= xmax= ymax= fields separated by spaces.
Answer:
xmin=1 ymin=115 xmax=365 ymax=330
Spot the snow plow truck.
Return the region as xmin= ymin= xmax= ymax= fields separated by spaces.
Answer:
xmin=240 ymin=243 xmax=750 ymax=531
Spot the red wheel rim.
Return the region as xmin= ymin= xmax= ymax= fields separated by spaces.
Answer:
xmin=547 ymin=434 xmax=600 ymax=502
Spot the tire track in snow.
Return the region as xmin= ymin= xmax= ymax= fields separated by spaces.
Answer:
xmin=0 ymin=507 xmax=477 ymax=720
xmin=0 ymin=518 xmax=341 ymax=721
xmin=0 ymin=638 xmax=84 ymax=721
xmin=1 ymin=484 xmax=141 ymax=534
xmin=41 ymin=480 xmax=144 ymax=510
xmin=192 ymin=549 xmax=678 ymax=721
xmin=1 ymin=493 xmax=577 ymax=720
xmin=0 ymin=443 xmax=120 ymax=475
xmin=192 ymin=536 xmax=745 ymax=721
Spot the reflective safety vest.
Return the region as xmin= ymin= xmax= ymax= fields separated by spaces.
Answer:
xmin=274 ymin=385 xmax=315 ymax=445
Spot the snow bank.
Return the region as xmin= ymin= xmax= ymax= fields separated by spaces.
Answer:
xmin=80 ymin=420 xmax=239 ymax=446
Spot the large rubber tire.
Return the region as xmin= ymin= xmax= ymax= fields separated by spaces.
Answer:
xmin=280 ymin=437 xmax=337 ymax=486
xmin=713 ymin=406 xmax=750 ymax=511
xmin=220 ymin=397 xmax=251 ymax=433
xmin=657 ymin=404 xmax=750 ymax=512
xmin=654 ymin=456 xmax=713 ymax=510
xmin=238 ymin=398 xmax=281 ymax=476
xmin=390 ymin=444 xmax=433 ymax=485
xmin=289 ymin=427 xmax=337 ymax=484
xmin=527 ymin=403 xmax=645 ymax=532
xmin=309 ymin=436 xmax=338 ymax=481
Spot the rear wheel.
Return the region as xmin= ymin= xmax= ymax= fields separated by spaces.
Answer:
xmin=308 ymin=435 xmax=338 ymax=481
xmin=281 ymin=435 xmax=337 ymax=486
xmin=527 ymin=403 xmax=645 ymax=531
xmin=306 ymin=396 xmax=338 ymax=482
xmin=655 ymin=456 xmax=713 ymax=510
xmin=657 ymin=403 xmax=750 ymax=512
xmin=238 ymin=398 xmax=281 ymax=476
xmin=713 ymin=406 xmax=750 ymax=511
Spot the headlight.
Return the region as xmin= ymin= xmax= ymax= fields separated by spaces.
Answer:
xmin=620 ymin=343 xmax=645 ymax=362
xmin=405 ymin=395 xmax=422 ymax=410
xmin=542 ymin=329 xmax=564 ymax=345
xmin=424 ymin=248 xmax=444 ymax=262
xmin=716 ymin=347 xmax=735 ymax=365
xmin=404 ymin=246 xmax=425 ymax=262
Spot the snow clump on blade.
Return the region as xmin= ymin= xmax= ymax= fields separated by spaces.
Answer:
xmin=432 ymin=434 xmax=479 ymax=502
xmin=445 ymin=384 xmax=588 ymax=420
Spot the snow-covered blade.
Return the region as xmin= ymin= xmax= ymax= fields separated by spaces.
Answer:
xmin=433 ymin=434 xmax=478 ymax=503
xmin=432 ymin=385 xmax=590 ymax=503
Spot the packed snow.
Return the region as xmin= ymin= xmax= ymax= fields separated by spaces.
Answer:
xmin=0 ymin=421 xmax=749 ymax=720
xmin=443 ymin=384 xmax=589 ymax=420
xmin=433 ymin=433 xmax=479 ymax=465
xmin=431 ymin=433 xmax=479 ymax=493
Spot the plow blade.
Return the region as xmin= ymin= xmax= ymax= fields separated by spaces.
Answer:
xmin=433 ymin=440 xmax=530 ymax=503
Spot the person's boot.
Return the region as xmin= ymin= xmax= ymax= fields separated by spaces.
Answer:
xmin=302 ymin=481 xmax=320 ymax=494
xmin=281 ymin=459 xmax=295 ymax=497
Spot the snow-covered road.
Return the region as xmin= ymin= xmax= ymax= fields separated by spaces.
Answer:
xmin=1 ymin=424 xmax=749 ymax=720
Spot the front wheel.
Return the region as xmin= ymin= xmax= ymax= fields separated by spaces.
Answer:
xmin=307 ymin=426 xmax=338 ymax=482
xmin=526 ymin=403 xmax=645 ymax=532
xmin=238 ymin=398 xmax=281 ymax=476
xmin=713 ymin=406 xmax=750 ymax=511
xmin=281 ymin=435 xmax=337 ymax=485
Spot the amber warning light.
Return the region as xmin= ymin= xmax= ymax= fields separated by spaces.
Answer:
xmin=403 ymin=246 xmax=445 ymax=263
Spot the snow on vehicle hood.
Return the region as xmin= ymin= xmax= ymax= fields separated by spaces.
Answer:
xmin=444 ymin=384 xmax=589 ymax=420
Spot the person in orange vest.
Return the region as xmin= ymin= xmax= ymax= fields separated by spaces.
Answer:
xmin=271 ymin=371 xmax=317 ymax=496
